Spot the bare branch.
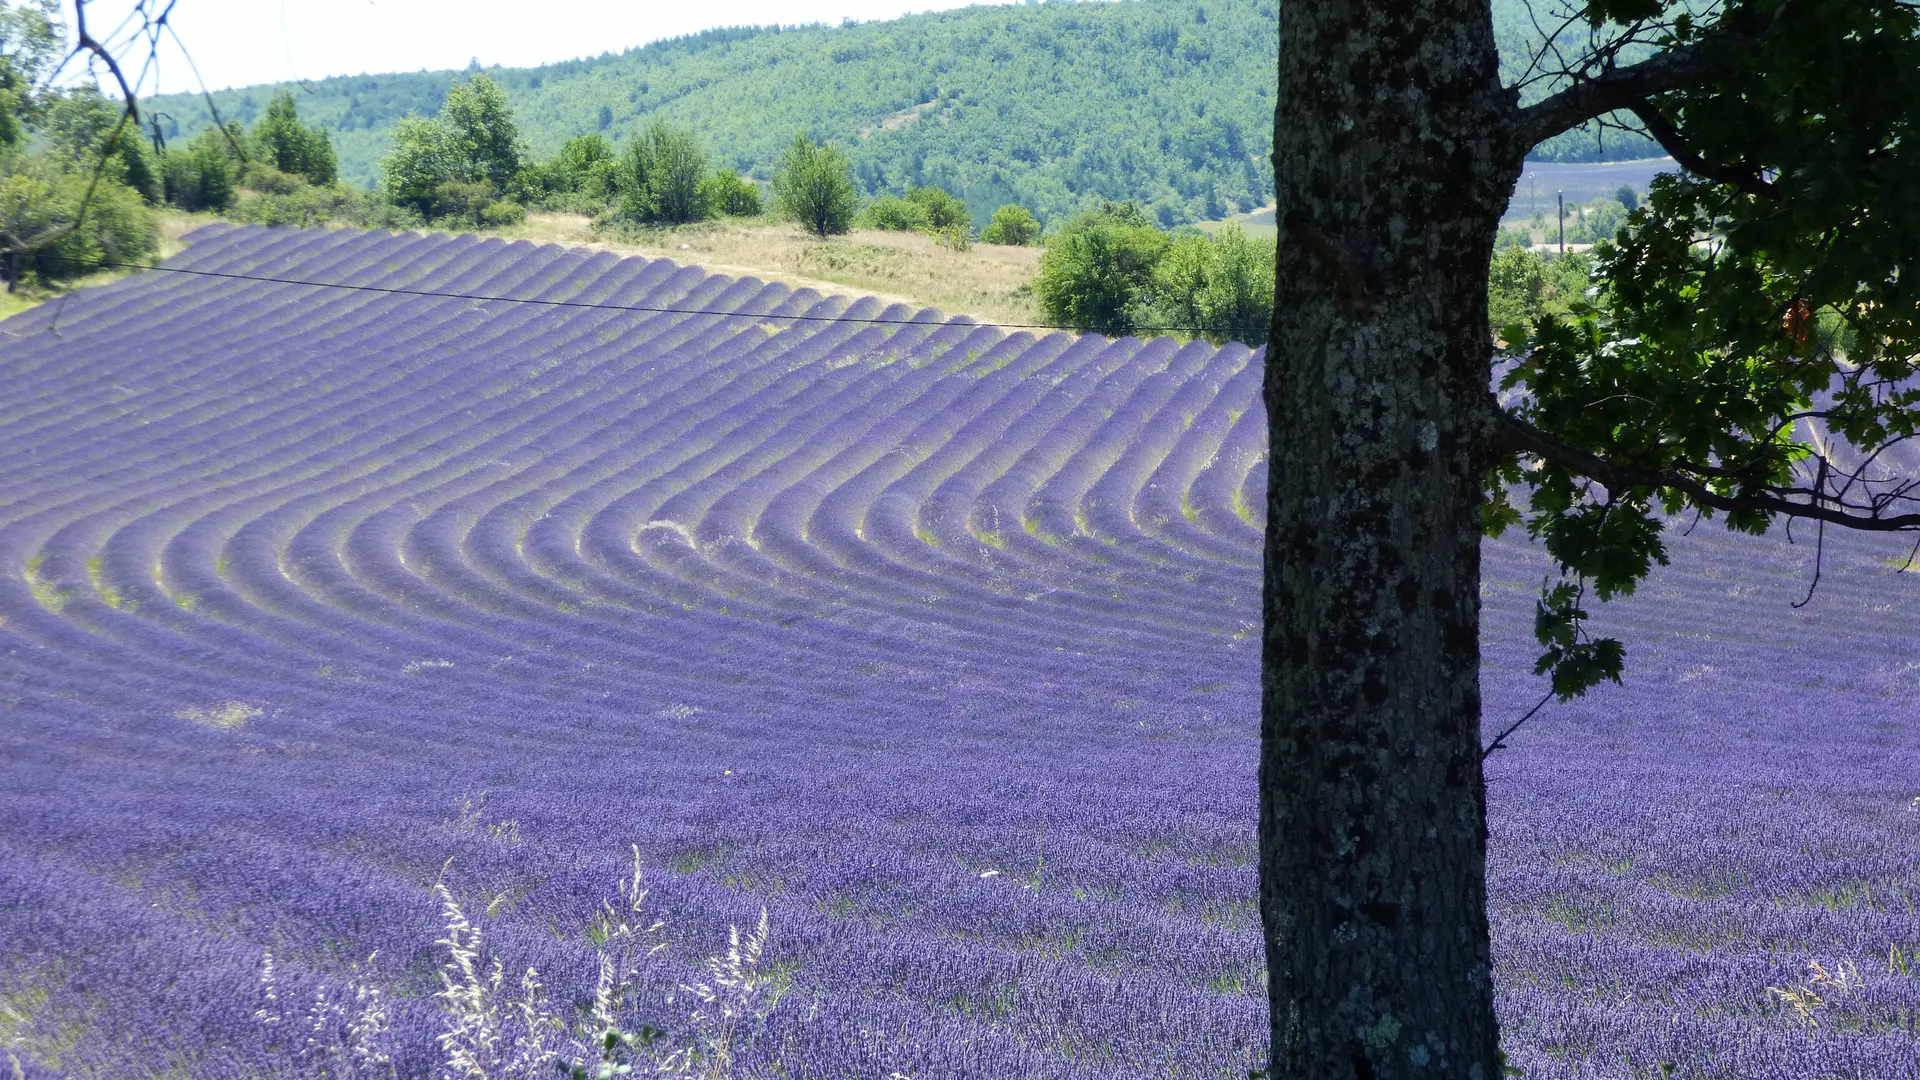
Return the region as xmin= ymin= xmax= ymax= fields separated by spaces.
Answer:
xmin=1483 ymin=691 xmax=1555 ymax=760
xmin=72 ymin=0 xmax=137 ymax=123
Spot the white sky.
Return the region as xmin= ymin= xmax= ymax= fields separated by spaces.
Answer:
xmin=101 ymin=0 xmax=1022 ymax=95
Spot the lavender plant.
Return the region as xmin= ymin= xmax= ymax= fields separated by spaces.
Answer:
xmin=0 ymin=225 xmax=1914 ymax=1078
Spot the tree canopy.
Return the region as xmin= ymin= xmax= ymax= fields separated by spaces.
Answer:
xmin=1259 ymin=2 xmax=1920 ymax=1077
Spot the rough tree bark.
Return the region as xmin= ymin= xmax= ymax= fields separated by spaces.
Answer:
xmin=1261 ymin=2 xmax=1523 ymax=1077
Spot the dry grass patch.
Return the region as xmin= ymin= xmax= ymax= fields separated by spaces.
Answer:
xmin=498 ymin=213 xmax=1046 ymax=327
xmin=173 ymin=701 xmax=262 ymax=730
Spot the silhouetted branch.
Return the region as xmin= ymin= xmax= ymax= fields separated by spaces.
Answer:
xmin=1495 ymin=410 xmax=1920 ymax=532
xmin=1626 ymin=100 xmax=1773 ymax=198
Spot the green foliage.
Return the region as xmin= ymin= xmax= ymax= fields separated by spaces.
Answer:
xmin=0 ymin=51 xmax=157 ymax=287
xmin=250 ymin=91 xmax=336 ymax=185
xmin=1141 ymin=224 xmax=1274 ymax=344
xmin=857 ymin=186 xmax=967 ymax=235
xmin=934 ymin=220 xmax=972 ymax=253
xmin=0 ymin=161 xmax=157 ymax=281
xmin=1033 ymin=201 xmax=1169 ymax=335
xmin=1487 ymin=248 xmax=1592 ymax=339
xmin=772 ymin=135 xmax=857 ymax=238
xmin=857 ymin=193 xmax=929 ymax=232
xmin=379 ymin=113 xmax=456 ymax=218
xmin=904 ymin=186 xmax=968 ymax=231
xmin=39 ymin=87 xmax=159 ymax=204
xmin=0 ymin=0 xmax=58 ymax=145
xmin=617 ymin=119 xmax=711 ymax=225
xmin=159 ymin=128 xmax=238 ymax=212
xmin=438 ymin=74 xmax=522 ymax=193
xmin=430 ymin=179 xmax=515 ymax=228
xmin=376 ymin=76 xmax=525 ymax=224
xmin=1565 ymin=197 xmax=1628 ymax=245
xmin=524 ymin=132 xmax=618 ymax=207
xmin=979 ymin=204 xmax=1040 ymax=246
xmin=1498 ymin=0 xmax=1920 ymax=698
xmin=228 ymin=180 xmax=357 ymax=228
xmin=698 ymin=168 xmax=762 ymax=217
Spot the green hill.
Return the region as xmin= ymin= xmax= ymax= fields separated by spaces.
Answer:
xmin=146 ymin=0 xmax=1656 ymax=227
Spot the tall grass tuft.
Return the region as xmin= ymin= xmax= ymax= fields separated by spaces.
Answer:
xmin=252 ymin=847 xmax=779 ymax=1079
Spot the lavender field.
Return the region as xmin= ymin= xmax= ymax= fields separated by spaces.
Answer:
xmin=1 ymin=224 xmax=1916 ymax=1079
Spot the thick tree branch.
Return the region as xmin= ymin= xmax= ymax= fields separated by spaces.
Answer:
xmin=1514 ymin=43 xmax=1713 ymax=151
xmin=1494 ymin=410 xmax=1920 ymax=532
xmin=1626 ymin=100 xmax=1774 ymax=198
xmin=73 ymin=0 xmax=137 ymax=124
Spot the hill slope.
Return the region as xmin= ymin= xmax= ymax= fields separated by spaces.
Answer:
xmin=147 ymin=0 xmax=1657 ymax=226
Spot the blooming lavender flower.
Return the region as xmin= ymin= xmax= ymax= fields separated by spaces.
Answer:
xmin=0 ymin=225 xmax=1915 ymax=1079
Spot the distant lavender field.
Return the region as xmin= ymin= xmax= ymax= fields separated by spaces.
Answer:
xmin=1 ymin=225 xmax=1915 ymax=1079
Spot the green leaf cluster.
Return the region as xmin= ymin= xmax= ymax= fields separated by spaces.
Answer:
xmin=1144 ymin=224 xmax=1274 ymax=345
xmin=1498 ymin=0 xmax=1920 ymax=698
xmin=1487 ymin=248 xmax=1593 ymax=340
xmin=857 ymin=185 xmax=970 ymax=233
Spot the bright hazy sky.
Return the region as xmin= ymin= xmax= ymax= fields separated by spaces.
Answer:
xmin=108 ymin=0 xmax=1022 ymax=95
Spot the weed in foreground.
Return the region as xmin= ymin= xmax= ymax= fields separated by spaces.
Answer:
xmin=249 ymin=847 xmax=778 ymax=1080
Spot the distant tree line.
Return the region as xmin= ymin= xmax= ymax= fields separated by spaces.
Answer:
xmin=146 ymin=0 xmax=1665 ymax=232
xmin=122 ymin=65 xmax=1261 ymax=345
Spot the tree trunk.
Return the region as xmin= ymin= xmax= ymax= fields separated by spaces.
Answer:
xmin=1261 ymin=3 xmax=1522 ymax=1077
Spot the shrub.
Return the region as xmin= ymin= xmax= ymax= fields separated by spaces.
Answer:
xmin=699 ymin=169 xmax=762 ymax=217
xmin=857 ymin=194 xmax=929 ymax=232
xmin=252 ymin=90 xmax=337 ymax=186
xmin=935 ymin=220 xmax=972 ymax=253
xmin=23 ymin=168 xmax=158 ymax=280
xmin=980 ymin=204 xmax=1040 ymax=246
xmin=618 ymin=120 xmax=711 ymax=225
xmin=771 ymin=134 xmax=857 ymax=238
xmin=229 ymin=182 xmax=357 ymax=229
xmin=904 ymin=186 xmax=968 ymax=231
xmin=480 ymin=199 xmax=527 ymax=227
xmin=1033 ymin=203 xmax=1168 ymax=334
xmin=1140 ymin=224 xmax=1273 ymax=344
xmin=159 ymin=129 xmax=237 ymax=213
xmin=240 ymin=161 xmax=306 ymax=195
xmin=1487 ymin=247 xmax=1594 ymax=340
xmin=527 ymin=133 xmax=617 ymax=205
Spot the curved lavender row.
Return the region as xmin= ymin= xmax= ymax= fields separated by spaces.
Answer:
xmin=1125 ymin=351 xmax=1264 ymax=567
xmin=862 ymin=338 xmax=1253 ymax=637
xmin=0 ymin=229 xmax=536 ymax=454
xmin=2 ymin=226 xmax=1916 ymax=1079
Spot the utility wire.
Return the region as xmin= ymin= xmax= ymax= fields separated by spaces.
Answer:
xmin=17 ymin=253 xmax=1274 ymax=339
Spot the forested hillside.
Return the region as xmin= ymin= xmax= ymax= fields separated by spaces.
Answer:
xmin=145 ymin=0 xmax=1656 ymax=226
